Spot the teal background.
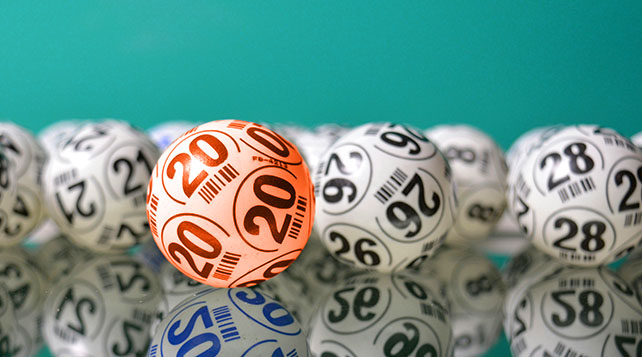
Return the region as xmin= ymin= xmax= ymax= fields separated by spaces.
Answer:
xmin=2 ymin=2 xmax=641 ymax=356
xmin=1 ymin=1 xmax=642 ymax=150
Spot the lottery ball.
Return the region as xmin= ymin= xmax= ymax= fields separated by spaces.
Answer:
xmin=505 ymin=126 xmax=561 ymax=172
xmin=146 ymin=120 xmax=315 ymax=287
xmin=148 ymin=287 xmax=309 ymax=356
xmin=417 ymin=245 xmax=506 ymax=356
xmin=426 ymin=125 xmax=508 ymax=244
xmin=632 ymin=131 xmax=642 ymax=150
xmin=146 ymin=121 xmax=197 ymax=151
xmin=0 ymin=247 xmax=49 ymax=356
xmin=0 ymin=122 xmax=47 ymax=246
xmin=507 ymin=125 xmax=642 ymax=266
xmin=38 ymin=119 xmax=85 ymax=154
xmin=313 ymin=122 xmax=456 ymax=272
xmin=504 ymin=266 xmax=642 ymax=356
xmin=42 ymin=120 xmax=160 ymax=253
xmin=307 ymin=271 xmax=454 ymax=357
xmin=0 ymin=283 xmax=20 ymax=356
xmin=43 ymin=255 xmax=163 ymax=356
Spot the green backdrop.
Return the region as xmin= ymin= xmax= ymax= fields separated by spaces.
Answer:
xmin=1 ymin=1 xmax=641 ymax=149
xmin=1 ymin=2 xmax=641 ymax=356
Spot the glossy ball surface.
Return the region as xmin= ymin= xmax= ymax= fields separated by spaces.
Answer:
xmin=146 ymin=120 xmax=315 ymax=287
xmin=507 ymin=125 xmax=642 ymax=266
xmin=313 ymin=123 xmax=456 ymax=271
xmin=42 ymin=120 xmax=160 ymax=253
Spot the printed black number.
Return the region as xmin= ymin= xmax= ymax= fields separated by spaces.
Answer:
xmin=55 ymin=180 xmax=96 ymax=224
xmin=328 ymin=231 xmax=381 ymax=266
xmin=247 ymin=127 xmax=293 ymax=158
xmin=467 ymin=203 xmax=498 ymax=222
xmin=466 ymin=275 xmax=494 ymax=296
xmin=168 ymin=220 xmax=222 ymax=279
xmin=380 ymin=124 xmax=428 ymax=156
xmin=244 ymin=175 xmax=296 ymax=244
xmin=112 ymin=150 xmax=153 ymax=196
xmin=328 ymin=287 xmax=380 ymax=323
xmin=0 ymin=155 xmax=10 ymax=190
xmin=615 ymin=336 xmax=642 ymax=357
xmin=444 ymin=146 xmax=476 ymax=164
xmin=539 ymin=142 xmax=595 ymax=190
xmin=110 ymin=261 xmax=151 ymax=293
xmin=515 ymin=196 xmax=530 ymax=234
xmin=615 ymin=166 xmax=642 ymax=212
xmin=112 ymin=320 xmax=148 ymax=357
xmin=116 ymin=221 xmax=149 ymax=242
xmin=325 ymin=152 xmax=363 ymax=176
xmin=552 ymin=217 xmax=606 ymax=252
xmin=55 ymin=287 xmax=97 ymax=336
xmin=513 ymin=298 xmax=528 ymax=338
xmin=386 ymin=173 xmax=440 ymax=238
xmin=383 ymin=322 xmax=437 ymax=357
xmin=63 ymin=126 xmax=108 ymax=151
xmin=551 ymin=289 xmax=604 ymax=328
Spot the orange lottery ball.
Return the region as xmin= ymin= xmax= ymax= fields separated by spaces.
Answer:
xmin=146 ymin=120 xmax=315 ymax=288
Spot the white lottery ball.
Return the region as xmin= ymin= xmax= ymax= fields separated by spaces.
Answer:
xmin=43 ymin=255 xmax=163 ymax=356
xmin=505 ymin=266 xmax=642 ymax=356
xmin=149 ymin=287 xmax=309 ymax=356
xmin=307 ymin=271 xmax=453 ymax=357
xmin=418 ymin=245 xmax=506 ymax=356
xmin=0 ymin=123 xmax=46 ymax=246
xmin=42 ymin=120 xmax=160 ymax=253
xmin=632 ymin=131 xmax=642 ymax=150
xmin=314 ymin=123 xmax=456 ymax=272
xmin=0 ymin=247 xmax=49 ymax=356
xmin=0 ymin=283 xmax=20 ymax=356
xmin=507 ymin=125 xmax=642 ymax=266
xmin=426 ymin=125 xmax=508 ymax=243
xmin=146 ymin=121 xmax=197 ymax=151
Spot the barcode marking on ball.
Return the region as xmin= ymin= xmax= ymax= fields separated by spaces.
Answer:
xmin=288 ymin=196 xmax=307 ymax=240
xmin=148 ymin=194 xmax=159 ymax=236
xmin=212 ymin=305 xmax=241 ymax=342
xmin=212 ymin=252 xmax=241 ymax=281
xmin=552 ymin=341 xmax=583 ymax=357
xmin=510 ymin=338 xmax=527 ymax=356
xmin=558 ymin=278 xmax=594 ymax=289
xmin=557 ymin=177 xmax=595 ymax=203
xmin=227 ymin=120 xmax=248 ymax=130
xmin=602 ymin=135 xmax=638 ymax=152
xmin=98 ymin=226 xmax=114 ymax=245
xmin=375 ymin=168 xmax=408 ymax=204
xmin=365 ymin=124 xmax=383 ymax=136
xmin=558 ymin=251 xmax=595 ymax=262
xmin=624 ymin=212 xmax=642 ymax=227
xmin=184 ymin=126 xmax=199 ymax=136
xmin=53 ymin=168 xmax=78 ymax=187
xmin=420 ymin=303 xmax=446 ymax=323
xmin=149 ymin=344 xmax=158 ymax=357
xmin=197 ymin=164 xmax=239 ymax=204
xmin=621 ymin=320 xmax=642 ymax=335
xmin=287 ymin=350 xmax=299 ymax=357
xmin=421 ymin=240 xmax=435 ymax=253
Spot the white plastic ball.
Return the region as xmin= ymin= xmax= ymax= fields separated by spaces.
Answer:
xmin=507 ymin=125 xmax=642 ymax=266
xmin=149 ymin=287 xmax=309 ymax=356
xmin=505 ymin=126 xmax=562 ymax=172
xmin=34 ymin=234 xmax=93 ymax=282
xmin=307 ymin=271 xmax=453 ymax=357
xmin=42 ymin=120 xmax=160 ymax=253
xmin=37 ymin=120 xmax=85 ymax=154
xmin=418 ymin=245 xmax=506 ymax=356
xmin=504 ymin=266 xmax=642 ymax=356
xmin=426 ymin=125 xmax=508 ymax=244
xmin=0 ymin=247 xmax=49 ymax=356
xmin=0 ymin=122 xmax=47 ymax=246
xmin=314 ymin=123 xmax=456 ymax=272
xmin=146 ymin=121 xmax=197 ymax=151
xmin=43 ymin=255 xmax=163 ymax=356
xmin=0 ymin=150 xmax=17 ymax=243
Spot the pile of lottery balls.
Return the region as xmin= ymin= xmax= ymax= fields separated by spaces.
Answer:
xmin=0 ymin=119 xmax=639 ymax=356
